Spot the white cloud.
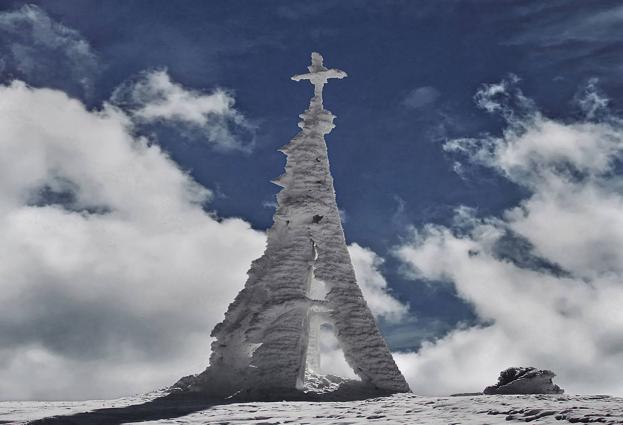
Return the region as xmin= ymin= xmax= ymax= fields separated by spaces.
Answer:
xmin=0 ymin=80 xmax=405 ymax=400
xmin=0 ymin=80 xmax=265 ymax=400
xmin=0 ymin=5 xmax=99 ymax=95
xmin=112 ymin=70 xmax=255 ymax=152
xmin=402 ymin=86 xmax=440 ymax=109
xmin=349 ymin=243 xmax=408 ymax=323
xmin=338 ymin=208 xmax=348 ymax=223
xmin=395 ymin=78 xmax=623 ymax=396
xmin=575 ymin=78 xmax=609 ymax=120
xmin=445 ymin=77 xmax=623 ymax=188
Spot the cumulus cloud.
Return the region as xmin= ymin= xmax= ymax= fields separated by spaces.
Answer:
xmin=0 ymin=80 xmax=266 ymax=400
xmin=402 ymin=86 xmax=440 ymax=109
xmin=395 ymin=77 xmax=623 ymax=396
xmin=0 ymin=79 xmax=405 ymax=400
xmin=0 ymin=4 xmax=99 ymax=96
xmin=349 ymin=243 xmax=408 ymax=323
xmin=111 ymin=70 xmax=255 ymax=152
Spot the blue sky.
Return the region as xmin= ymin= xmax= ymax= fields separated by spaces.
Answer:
xmin=2 ymin=0 xmax=623 ymax=399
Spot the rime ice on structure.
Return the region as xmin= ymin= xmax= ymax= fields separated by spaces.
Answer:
xmin=189 ymin=52 xmax=410 ymax=399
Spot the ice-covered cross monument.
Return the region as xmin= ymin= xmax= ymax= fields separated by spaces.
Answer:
xmin=176 ymin=52 xmax=410 ymax=400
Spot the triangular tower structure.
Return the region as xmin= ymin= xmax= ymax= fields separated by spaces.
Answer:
xmin=182 ymin=52 xmax=410 ymax=400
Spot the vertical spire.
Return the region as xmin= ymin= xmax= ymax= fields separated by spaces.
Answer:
xmin=181 ymin=52 xmax=409 ymax=400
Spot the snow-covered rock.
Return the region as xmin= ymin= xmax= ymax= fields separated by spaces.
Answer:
xmin=484 ymin=367 xmax=564 ymax=395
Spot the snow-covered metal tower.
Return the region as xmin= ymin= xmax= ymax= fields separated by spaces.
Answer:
xmin=183 ymin=52 xmax=410 ymax=399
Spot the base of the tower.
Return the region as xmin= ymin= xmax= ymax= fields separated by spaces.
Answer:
xmin=170 ymin=368 xmax=410 ymax=402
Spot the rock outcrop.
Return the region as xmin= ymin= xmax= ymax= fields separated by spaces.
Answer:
xmin=484 ymin=367 xmax=564 ymax=395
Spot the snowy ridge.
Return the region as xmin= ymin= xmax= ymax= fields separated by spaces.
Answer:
xmin=179 ymin=52 xmax=408 ymax=400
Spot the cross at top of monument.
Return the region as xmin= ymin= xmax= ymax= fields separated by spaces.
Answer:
xmin=291 ymin=52 xmax=347 ymax=98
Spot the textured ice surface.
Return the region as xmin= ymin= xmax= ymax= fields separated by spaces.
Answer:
xmin=178 ymin=52 xmax=408 ymax=399
xmin=4 ymin=393 xmax=623 ymax=424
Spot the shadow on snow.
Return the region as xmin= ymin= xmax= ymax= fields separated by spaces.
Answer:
xmin=28 ymin=392 xmax=229 ymax=425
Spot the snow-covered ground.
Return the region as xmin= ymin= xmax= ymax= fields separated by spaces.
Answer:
xmin=2 ymin=392 xmax=622 ymax=424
